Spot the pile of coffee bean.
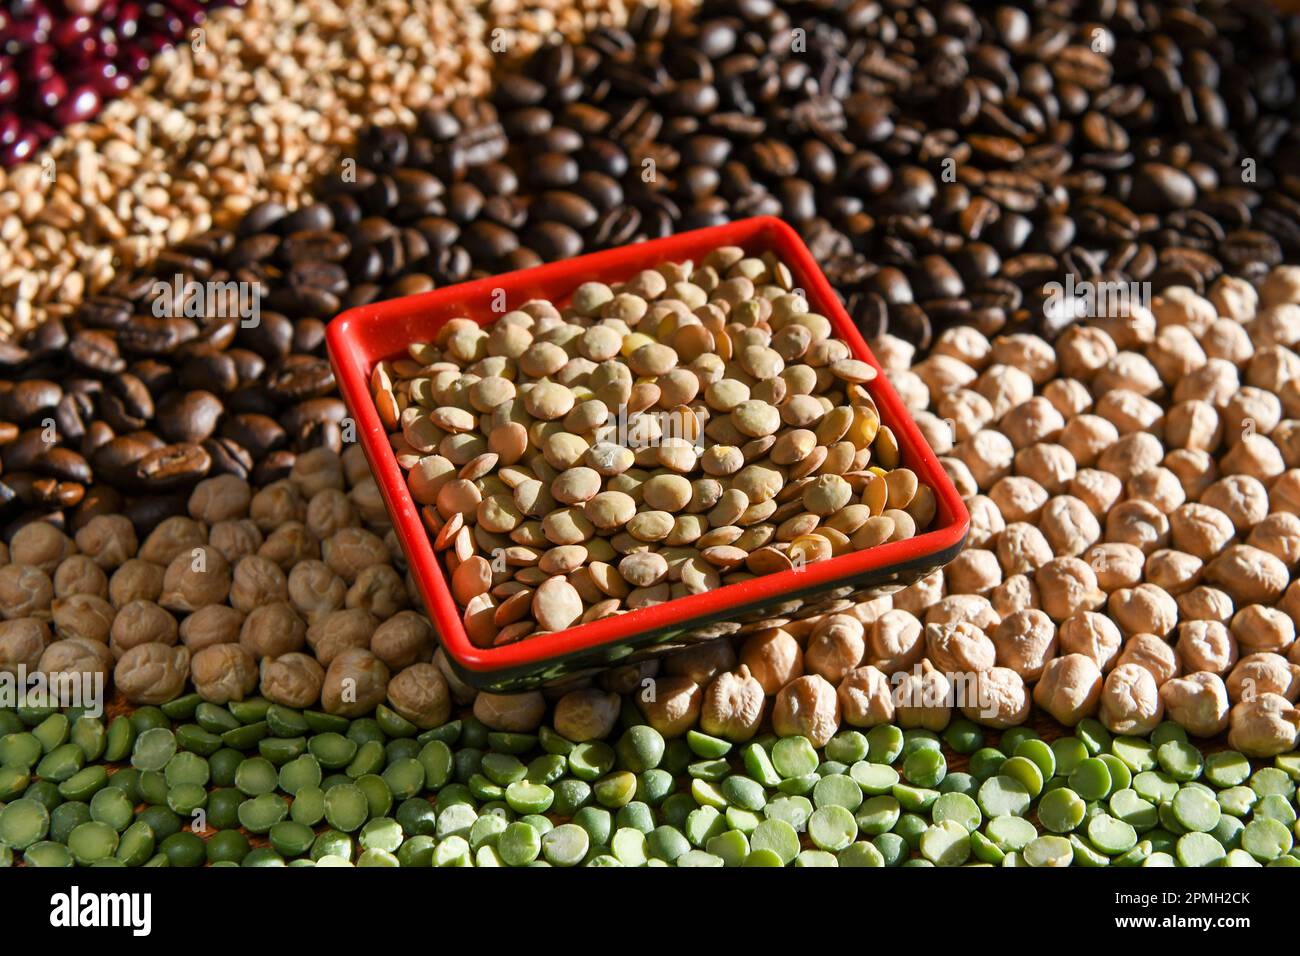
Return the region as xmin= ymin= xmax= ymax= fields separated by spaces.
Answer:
xmin=0 ymin=0 xmax=229 ymax=166
xmin=374 ymin=246 xmax=935 ymax=647
xmin=465 ymin=0 xmax=1300 ymax=349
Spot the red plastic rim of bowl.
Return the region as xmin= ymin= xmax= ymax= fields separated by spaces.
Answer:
xmin=327 ymin=216 xmax=970 ymax=676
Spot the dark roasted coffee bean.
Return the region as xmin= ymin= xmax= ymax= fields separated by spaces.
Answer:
xmin=135 ymin=443 xmax=211 ymax=488
xmin=238 ymin=311 xmax=294 ymax=360
xmin=76 ymin=296 xmax=132 ymax=329
xmin=281 ymin=399 xmax=348 ymax=436
xmin=221 ymin=413 xmax=286 ymax=459
xmin=267 ymin=356 xmax=336 ymax=402
xmin=92 ymin=434 xmax=161 ymax=485
xmin=203 ymin=437 xmax=253 ymax=480
xmin=524 ymin=222 xmax=583 ymax=260
xmin=156 ymin=391 xmax=224 ymax=444
xmin=253 ymin=451 xmax=296 ymax=486
xmin=36 ymin=448 xmax=92 ymax=485
xmin=531 ymin=191 xmax=598 ymax=231
xmin=1130 ymin=163 xmax=1198 ymax=212
xmin=240 ymin=201 xmax=288 ymax=236
xmin=3 ymin=380 xmax=61 ymax=425
xmin=180 ymin=349 xmax=239 ymax=394
xmin=124 ymin=493 xmax=191 ymax=537
xmin=280 ymin=230 xmax=351 ymax=264
xmin=460 ymin=222 xmax=519 ymax=261
xmin=117 ymin=317 xmax=198 ymax=356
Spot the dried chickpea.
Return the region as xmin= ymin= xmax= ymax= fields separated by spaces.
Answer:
xmin=996 ymin=523 xmax=1053 ymax=576
xmin=191 ymin=643 xmax=258 ymax=704
xmin=942 ymin=549 xmax=1002 ymax=595
xmin=1158 ymin=672 xmax=1230 ymax=738
xmin=739 ymin=627 xmax=803 ymax=694
xmin=259 ymin=653 xmax=326 ymax=709
xmin=1177 ymin=586 xmax=1235 ymax=624
xmin=836 ymin=665 xmax=894 ymax=728
xmin=52 ymin=556 xmax=108 ymax=600
xmin=771 ymin=674 xmax=840 ymax=747
xmin=114 ymin=643 xmax=190 ymax=705
xmin=868 ymin=609 xmax=925 ymax=675
xmin=1085 ymin=542 xmax=1145 ymax=592
xmin=1227 ymin=653 xmax=1300 ymax=704
xmin=1108 ymin=583 xmax=1179 ymax=637
xmin=1169 ymin=504 xmax=1236 ymax=561
xmin=1176 ymin=620 xmax=1237 ymax=676
xmin=1143 ymin=549 xmax=1203 ymax=596
xmin=962 ymin=666 xmax=1030 ymax=729
xmin=38 ymin=637 xmax=113 ymax=684
xmin=1068 ymin=468 xmax=1122 ymax=516
xmin=51 ymin=595 xmax=114 ymax=645
xmin=387 ymin=663 xmax=452 ymax=730
xmin=1204 ymin=545 xmax=1289 ymax=605
xmin=1039 ymin=495 xmax=1100 ymax=558
xmin=178 ymin=604 xmax=243 ymax=653
xmin=1057 ymin=611 xmax=1122 ymax=671
xmin=108 ymin=600 xmax=177 ymax=659
xmin=10 ymin=522 xmax=74 ymax=574
xmin=1034 ymin=557 xmax=1105 ymax=622
xmin=891 ymin=570 xmax=944 ymax=616
xmin=1033 ymin=654 xmax=1102 ymax=726
xmin=990 ymin=575 xmax=1038 ymax=618
xmin=321 ymin=647 xmax=390 ymax=718
xmin=893 ymin=660 xmax=952 ymax=731
xmin=1014 ymin=443 xmax=1076 ymax=495
xmin=1104 ymin=500 xmax=1170 ymax=554
xmin=1247 ymin=512 xmax=1300 ymax=565
xmin=74 ymin=515 xmax=137 ymax=570
xmin=663 ymin=640 xmax=737 ymax=687
xmin=1230 ymin=604 xmax=1294 ymax=654
xmin=635 ymin=676 xmax=701 ymax=737
xmin=925 ymin=621 xmax=995 ymax=674
xmin=1116 ymin=633 xmax=1180 ymax=686
xmin=804 ymin=616 xmax=866 ymax=684
xmin=0 ymin=618 xmax=50 ymax=674
xmin=701 ymin=666 xmax=766 ymax=741
xmin=1099 ymin=663 xmax=1164 ymax=736
xmin=1227 ymin=693 xmax=1300 ymax=757
xmin=924 ymin=594 xmax=1000 ymax=632
xmin=992 ymin=609 xmax=1056 ymax=680
xmin=370 ymin=611 xmax=433 ymax=671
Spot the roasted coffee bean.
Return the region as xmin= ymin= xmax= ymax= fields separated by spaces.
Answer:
xmin=203 ymin=437 xmax=254 ymax=480
xmin=135 ymin=442 xmax=211 ymax=488
xmin=221 ymin=414 xmax=286 ymax=459
xmin=67 ymin=330 xmax=126 ymax=375
xmin=2 ymin=380 xmax=61 ymax=425
xmin=36 ymin=448 xmax=92 ymax=485
xmin=156 ymin=391 xmax=224 ymax=444
xmin=179 ymin=349 xmax=240 ymax=394
xmin=267 ymin=356 xmax=336 ymax=402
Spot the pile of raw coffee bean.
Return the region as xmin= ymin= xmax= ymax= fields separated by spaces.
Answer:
xmin=376 ymin=246 xmax=936 ymax=646
xmin=3 ymin=695 xmax=1300 ymax=867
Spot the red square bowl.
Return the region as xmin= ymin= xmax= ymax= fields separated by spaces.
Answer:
xmin=327 ymin=217 xmax=969 ymax=691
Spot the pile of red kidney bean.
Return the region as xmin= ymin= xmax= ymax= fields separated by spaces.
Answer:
xmin=0 ymin=0 xmax=232 ymax=166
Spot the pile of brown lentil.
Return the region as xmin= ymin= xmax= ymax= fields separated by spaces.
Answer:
xmin=373 ymin=247 xmax=936 ymax=647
